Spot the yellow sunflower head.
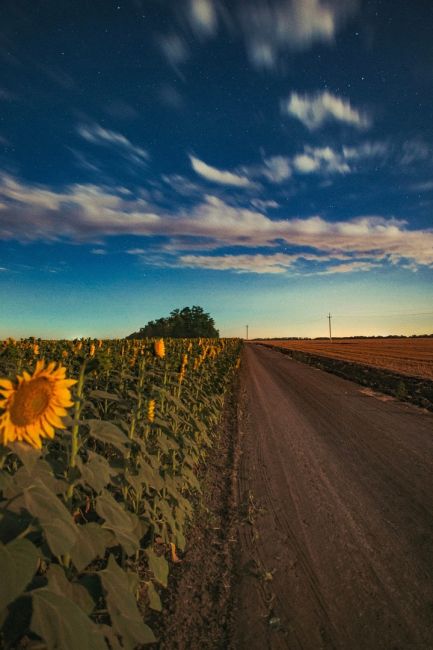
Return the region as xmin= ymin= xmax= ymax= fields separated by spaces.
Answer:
xmin=0 ymin=360 xmax=76 ymax=449
xmin=147 ymin=399 xmax=156 ymax=423
xmin=154 ymin=339 xmax=165 ymax=359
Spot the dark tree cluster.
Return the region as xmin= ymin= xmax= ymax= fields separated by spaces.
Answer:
xmin=127 ymin=306 xmax=219 ymax=339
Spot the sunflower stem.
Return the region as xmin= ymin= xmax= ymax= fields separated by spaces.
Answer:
xmin=66 ymin=361 xmax=86 ymax=501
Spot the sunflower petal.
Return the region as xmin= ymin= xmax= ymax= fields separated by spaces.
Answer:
xmin=35 ymin=360 xmax=45 ymax=373
xmin=58 ymin=379 xmax=77 ymax=388
xmin=41 ymin=419 xmax=55 ymax=438
xmin=44 ymin=409 xmax=65 ymax=429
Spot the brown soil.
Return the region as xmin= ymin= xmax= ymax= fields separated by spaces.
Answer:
xmin=260 ymin=338 xmax=433 ymax=381
xmin=230 ymin=344 xmax=433 ymax=649
xmin=153 ymin=378 xmax=241 ymax=649
xmin=155 ymin=344 xmax=433 ymax=649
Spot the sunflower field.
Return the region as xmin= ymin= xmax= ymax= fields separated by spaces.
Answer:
xmin=0 ymin=336 xmax=241 ymax=649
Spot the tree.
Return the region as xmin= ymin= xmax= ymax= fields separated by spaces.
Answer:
xmin=127 ymin=306 xmax=219 ymax=339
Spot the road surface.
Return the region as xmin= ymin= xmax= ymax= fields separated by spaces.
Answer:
xmin=231 ymin=344 xmax=433 ymax=649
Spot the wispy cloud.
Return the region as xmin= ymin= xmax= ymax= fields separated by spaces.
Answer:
xmin=157 ymin=33 xmax=190 ymax=71
xmin=77 ymin=123 xmax=149 ymax=166
xmin=399 ymin=139 xmax=431 ymax=166
xmin=293 ymin=146 xmax=350 ymax=174
xmin=180 ymin=252 xmax=297 ymax=273
xmin=261 ymin=156 xmax=292 ymax=182
xmin=155 ymin=0 xmax=357 ymax=72
xmin=178 ymin=252 xmax=382 ymax=275
xmin=314 ymin=260 xmax=381 ymax=275
xmin=409 ymin=180 xmax=433 ymax=192
xmin=282 ymin=90 xmax=370 ymax=130
xmin=189 ymin=0 xmax=218 ymax=36
xmin=1 ymin=174 xmax=433 ymax=272
xmin=189 ymin=155 xmax=255 ymax=187
xmin=239 ymin=0 xmax=358 ymax=69
xmin=250 ymin=198 xmax=279 ymax=210
xmin=157 ymin=84 xmax=184 ymax=109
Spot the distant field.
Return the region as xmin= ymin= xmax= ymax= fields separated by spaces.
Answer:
xmin=257 ymin=338 xmax=433 ymax=380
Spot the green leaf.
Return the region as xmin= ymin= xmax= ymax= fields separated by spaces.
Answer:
xmin=46 ymin=564 xmax=94 ymax=615
xmin=10 ymin=459 xmax=67 ymax=496
xmin=0 ymin=471 xmax=14 ymax=496
xmin=146 ymin=581 xmax=162 ymax=611
xmin=86 ymin=420 xmax=128 ymax=452
xmin=182 ymin=466 xmax=201 ymax=491
xmin=136 ymin=458 xmax=164 ymax=491
xmin=0 ymin=538 xmax=39 ymax=612
xmin=31 ymin=588 xmax=107 ymax=650
xmin=100 ymin=555 xmax=156 ymax=648
xmin=88 ymin=389 xmax=120 ymax=401
xmin=24 ymin=480 xmax=79 ymax=557
xmin=8 ymin=442 xmax=41 ymax=473
xmin=146 ymin=548 xmax=169 ymax=588
xmin=69 ymin=523 xmax=114 ymax=573
xmin=77 ymin=452 xmax=116 ymax=493
xmin=95 ymin=491 xmax=140 ymax=556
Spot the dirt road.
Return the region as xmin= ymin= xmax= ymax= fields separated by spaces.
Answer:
xmin=231 ymin=344 xmax=433 ymax=649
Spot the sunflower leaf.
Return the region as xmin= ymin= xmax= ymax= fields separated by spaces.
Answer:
xmin=0 ymin=538 xmax=39 ymax=613
xmin=76 ymin=452 xmax=116 ymax=493
xmin=95 ymin=491 xmax=140 ymax=555
xmin=24 ymin=480 xmax=78 ymax=557
xmin=100 ymin=555 xmax=156 ymax=648
xmin=86 ymin=420 xmax=128 ymax=452
xmin=146 ymin=581 xmax=162 ymax=612
xmin=145 ymin=548 xmax=168 ymax=588
xmin=31 ymin=588 xmax=107 ymax=650
xmin=8 ymin=442 xmax=41 ymax=473
xmin=46 ymin=564 xmax=95 ymax=615
xmin=69 ymin=523 xmax=115 ymax=573
xmin=88 ymin=390 xmax=120 ymax=401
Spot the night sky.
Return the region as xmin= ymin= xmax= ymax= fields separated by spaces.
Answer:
xmin=1 ymin=0 xmax=433 ymax=338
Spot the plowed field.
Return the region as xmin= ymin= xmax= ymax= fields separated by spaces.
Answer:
xmin=258 ymin=337 xmax=433 ymax=380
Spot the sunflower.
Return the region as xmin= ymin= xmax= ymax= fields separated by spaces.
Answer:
xmin=147 ymin=399 xmax=156 ymax=423
xmin=154 ymin=339 xmax=165 ymax=359
xmin=0 ymin=360 xmax=76 ymax=449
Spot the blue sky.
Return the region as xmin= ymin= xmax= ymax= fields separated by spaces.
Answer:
xmin=1 ymin=0 xmax=433 ymax=338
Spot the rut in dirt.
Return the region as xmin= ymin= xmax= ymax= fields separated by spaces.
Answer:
xmin=230 ymin=343 xmax=433 ymax=650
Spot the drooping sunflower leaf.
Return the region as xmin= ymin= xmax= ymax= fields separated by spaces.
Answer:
xmin=95 ymin=491 xmax=140 ymax=555
xmin=146 ymin=548 xmax=168 ymax=588
xmin=8 ymin=442 xmax=41 ymax=473
xmin=146 ymin=581 xmax=162 ymax=612
xmin=0 ymin=538 xmax=39 ymax=612
xmin=46 ymin=564 xmax=94 ymax=615
xmin=100 ymin=555 xmax=157 ymax=648
xmin=69 ymin=522 xmax=115 ymax=573
xmin=136 ymin=458 xmax=164 ymax=491
xmin=31 ymin=588 xmax=107 ymax=650
xmin=10 ymin=459 xmax=66 ymax=495
xmin=24 ymin=480 xmax=79 ymax=557
xmin=86 ymin=420 xmax=128 ymax=452
xmin=88 ymin=389 xmax=120 ymax=401
xmin=77 ymin=452 xmax=116 ymax=493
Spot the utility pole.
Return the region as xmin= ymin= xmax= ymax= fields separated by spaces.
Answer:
xmin=245 ymin=325 xmax=249 ymax=340
xmin=328 ymin=313 xmax=332 ymax=342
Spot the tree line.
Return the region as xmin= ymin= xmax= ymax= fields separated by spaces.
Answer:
xmin=127 ymin=306 xmax=219 ymax=339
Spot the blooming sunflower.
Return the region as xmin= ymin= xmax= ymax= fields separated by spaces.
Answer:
xmin=154 ymin=339 xmax=165 ymax=359
xmin=0 ymin=360 xmax=76 ymax=449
